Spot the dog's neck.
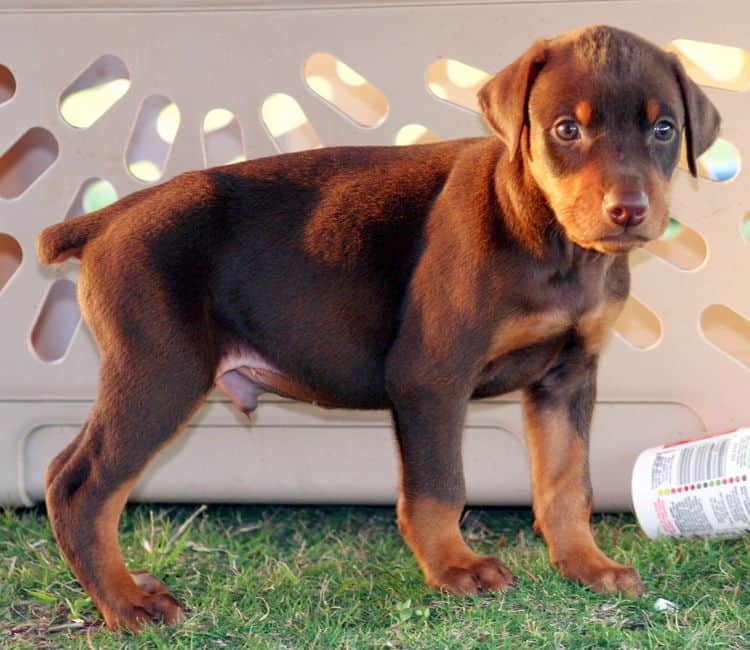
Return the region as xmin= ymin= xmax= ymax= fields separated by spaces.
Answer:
xmin=493 ymin=152 xmax=556 ymax=259
xmin=493 ymin=151 xmax=615 ymax=277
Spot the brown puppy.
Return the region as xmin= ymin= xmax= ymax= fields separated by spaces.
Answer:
xmin=37 ymin=26 xmax=720 ymax=631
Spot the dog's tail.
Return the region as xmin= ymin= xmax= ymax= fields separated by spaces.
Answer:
xmin=37 ymin=186 xmax=155 ymax=265
xmin=37 ymin=211 xmax=109 ymax=265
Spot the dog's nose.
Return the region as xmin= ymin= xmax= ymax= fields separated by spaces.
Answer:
xmin=604 ymin=190 xmax=649 ymax=228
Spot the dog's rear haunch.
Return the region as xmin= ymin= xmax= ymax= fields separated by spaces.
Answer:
xmin=38 ymin=26 xmax=719 ymax=631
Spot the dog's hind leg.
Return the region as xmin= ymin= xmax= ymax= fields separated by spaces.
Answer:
xmin=45 ymin=347 xmax=214 ymax=631
xmin=45 ymin=419 xmax=89 ymax=486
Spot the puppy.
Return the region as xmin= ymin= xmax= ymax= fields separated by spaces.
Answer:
xmin=37 ymin=25 xmax=720 ymax=631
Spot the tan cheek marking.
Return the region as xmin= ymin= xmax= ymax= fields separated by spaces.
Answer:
xmin=577 ymin=300 xmax=626 ymax=354
xmin=487 ymin=310 xmax=571 ymax=360
xmin=536 ymin=163 xmax=606 ymax=244
xmin=574 ymin=100 xmax=593 ymax=127
xmin=646 ymin=99 xmax=661 ymax=125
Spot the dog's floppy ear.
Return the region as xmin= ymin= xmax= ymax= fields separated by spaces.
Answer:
xmin=672 ymin=56 xmax=721 ymax=177
xmin=477 ymin=40 xmax=547 ymax=160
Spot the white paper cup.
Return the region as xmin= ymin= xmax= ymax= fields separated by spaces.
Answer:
xmin=632 ymin=428 xmax=750 ymax=539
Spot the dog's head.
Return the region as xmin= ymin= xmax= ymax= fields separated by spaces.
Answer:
xmin=478 ymin=26 xmax=721 ymax=254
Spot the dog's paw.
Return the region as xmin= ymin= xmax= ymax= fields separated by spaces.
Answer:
xmin=556 ymin=554 xmax=644 ymax=597
xmin=428 ymin=556 xmax=516 ymax=596
xmin=103 ymin=571 xmax=186 ymax=631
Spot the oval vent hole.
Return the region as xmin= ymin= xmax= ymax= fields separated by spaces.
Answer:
xmin=0 ymin=64 xmax=16 ymax=105
xmin=65 ymin=177 xmax=118 ymax=221
xmin=645 ymin=218 xmax=707 ymax=270
xmin=59 ymin=55 xmax=131 ymax=129
xmin=666 ymin=39 xmax=750 ymax=92
xmin=126 ymin=96 xmax=180 ymax=182
xmin=0 ymin=233 xmax=22 ymax=293
xmin=30 ymin=278 xmax=81 ymax=363
xmin=614 ymin=295 xmax=662 ymax=350
xmin=0 ymin=127 xmax=59 ymax=200
xmin=261 ymin=93 xmax=320 ymax=153
xmin=202 ymin=108 xmax=245 ymax=167
xmin=395 ymin=123 xmax=440 ymax=146
xmin=678 ymin=137 xmax=742 ymax=182
xmin=304 ymin=53 xmax=388 ymax=128
xmin=426 ymin=58 xmax=490 ymax=112
xmin=701 ymin=304 xmax=750 ymax=368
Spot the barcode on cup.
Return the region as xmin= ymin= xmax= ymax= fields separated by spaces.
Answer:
xmin=676 ymin=438 xmax=731 ymax=485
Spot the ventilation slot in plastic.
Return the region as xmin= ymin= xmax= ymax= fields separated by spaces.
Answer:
xmin=395 ymin=124 xmax=440 ymax=146
xmin=65 ymin=177 xmax=118 ymax=220
xmin=614 ymin=296 xmax=662 ymax=350
xmin=202 ymin=108 xmax=245 ymax=167
xmin=126 ymin=96 xmax=180 ymax=182
xmin=667 ymin=39 xmax=750 ymax=92
xmin=30 ymin=278 xmax=81 ymax=363
xmin=646 ymin=218 xmax=708 ymax=270
xmin=701 ymin=304 xmax=750 ymax=368
xmin=59 ymin=55 xmax=131 ymax=129
xmin=0 ymin=233 xmax=22 ymax=293
xmin=426 ymin=58 xmax=489 ymax=112
xmin=0 ymin=127 xmax=59 ymax=199
xmin=692 ymin=138 xmax=741 ymax=182
xmin=304 ymin=53 xmax=388 ymax=128
xmin=0 ymin=64 xmax=16 ymax=105
xmin=261 ymin=94 xmax=320 ymax=153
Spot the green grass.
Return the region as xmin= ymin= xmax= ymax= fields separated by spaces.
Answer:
xmin=1 ymin=505 xmax=748 ymax=649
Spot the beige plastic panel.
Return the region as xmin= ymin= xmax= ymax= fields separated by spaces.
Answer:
xmin=0 ymin=0 xmax=747 ymax=510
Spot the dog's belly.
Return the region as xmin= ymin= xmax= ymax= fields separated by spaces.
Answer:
xmin=217 ymin=331 xmax=570 ymax=413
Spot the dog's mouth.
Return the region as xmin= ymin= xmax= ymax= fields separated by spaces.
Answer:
xmin=568 ymin=230 xmax=650 ymax=255
xmin=594 ymin=232 xmax=650 ymax=252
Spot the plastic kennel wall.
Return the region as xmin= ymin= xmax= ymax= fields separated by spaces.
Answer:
xmin=0 ymin=0 xmax=748 ymax=510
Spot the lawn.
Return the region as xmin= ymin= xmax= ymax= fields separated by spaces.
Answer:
xmin=1 ymin=504 xmax=748 ymax=649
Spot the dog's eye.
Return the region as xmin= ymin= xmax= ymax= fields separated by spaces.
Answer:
xmin=653 ymin=120 xmax=676 ymax=142
xmin=554 ymin=119 xmax=581 ymax=142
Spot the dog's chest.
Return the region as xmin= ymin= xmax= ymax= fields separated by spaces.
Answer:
xmin=487 ymin=258 xmax=613 ymax=362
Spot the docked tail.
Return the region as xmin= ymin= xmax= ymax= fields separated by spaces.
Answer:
xmin=37 ymin=210 xmax=110 ymax=264
xmin=37 ymin=185 xmax=156 ymax=265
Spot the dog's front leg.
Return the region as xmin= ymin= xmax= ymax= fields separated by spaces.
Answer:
xmin=385 ymin=355 xmax=515 ymax=596
xmin=523 ymin=338 xmax=643 ymax=596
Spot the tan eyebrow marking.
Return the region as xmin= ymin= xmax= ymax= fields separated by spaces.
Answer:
xmin=646 ymin=99 xmax=661 ymax=124
xmin=574 ymin=100 xmax=593 ymax=126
